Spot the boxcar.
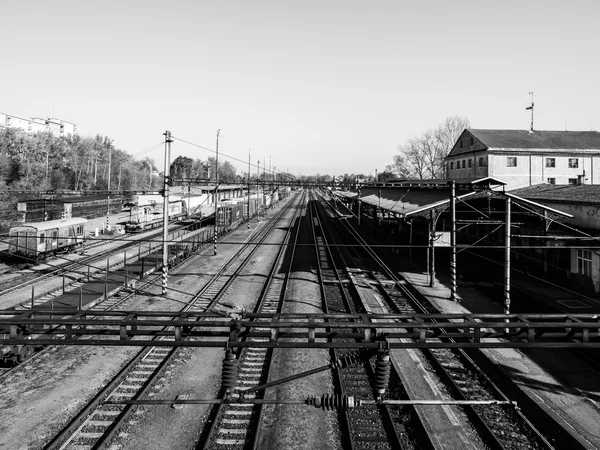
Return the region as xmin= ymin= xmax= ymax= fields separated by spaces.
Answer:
xmin=8 ymin=217 xmax=87 ymax=259
xmin=122 ymin=200 xmax=185 ymax=232
xmin=17 ymin=196 xmax=122 ymax=222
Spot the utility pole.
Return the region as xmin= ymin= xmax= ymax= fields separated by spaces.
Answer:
xmin=504 ymin=197 xmax=512 ymax=328
xmin=214 ymin=129 xmax=220 ymax=256
xmin=106 ymin=145 xmax=112 ymax=231
xmin=161 ymin=130 xmax=172 ymax=296
xmin=449 ymin=181 xmax=457 ymax=301
xmin=248 ymin=149 xmax=251 ymax=228
xmin=257 ymin=160 xmax=260 ymax=221
xmin=357 ymin=176 xmax=361 ymax=226
xmin=117 ymin=164 xmax=122 ymax=192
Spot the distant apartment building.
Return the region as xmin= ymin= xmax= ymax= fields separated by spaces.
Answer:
xmin=0 ymin=111 xmax=77 ymax=136
xmin=446 ymin=129 xmax=600 ymax=190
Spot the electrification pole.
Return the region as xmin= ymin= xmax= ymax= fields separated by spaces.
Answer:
xmin=504 ymin=197 xmax=512 ymax=323
xmin=248 ymin=149 xmax=251 ymax=228
xmin=161 ymin=130 xmax=172 ymax=296
xmin=257 ymin=160 xmax=260 ymax=221
xmin=449 ymin=181 xmax=457 ymax=301
xmin=106 ymin=146 xmax=111 ymax=230
xmin=214 ymin=129 xmax=220 ymax=256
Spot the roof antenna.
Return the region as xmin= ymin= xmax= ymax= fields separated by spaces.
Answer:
xmin=525 ymin=92 xmax=534 ymax=132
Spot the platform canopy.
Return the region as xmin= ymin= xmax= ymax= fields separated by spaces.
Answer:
xmin=334 ymin=187 xmax=478 ymax=218
xmin=333 ymin=183 xmax=572 ymax=219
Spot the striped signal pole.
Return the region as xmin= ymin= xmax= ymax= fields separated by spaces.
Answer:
xmin=247 ymin=149 xmax=251 ymax=228
xmin=106 ymin=145 xmax=111 ymax=231
xmin=449 ymin=180 xmax=457 ymax=302
xmin=214 ymin=129 xmax=220 ymax=256
xmin=162 ymin=130 xmax=172 ymax=296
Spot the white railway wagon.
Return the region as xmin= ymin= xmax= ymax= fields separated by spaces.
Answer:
xmin=8 ymin=218 xmax=87 ymax=259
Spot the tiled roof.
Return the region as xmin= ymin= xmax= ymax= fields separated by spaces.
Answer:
xmin=470 ymin=129 xmax=600 ymax=149
xmin=448 ymin=129 xmax=600 ymax=157
xmin=511 ymin=184 xmax=600 ymax=204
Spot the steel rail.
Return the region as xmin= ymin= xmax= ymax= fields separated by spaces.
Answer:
xmin=311 ymin=195 xmax=407 ymax=450
xmin=200 ymin=190 xmax=305 ymax=449
xmin=43 ymin=197 xmax=299 ymax=450
xmin=318 ymin=189 xmax=587 ymax=449
xmin=0 ymin=222 xmax=190 ymax=300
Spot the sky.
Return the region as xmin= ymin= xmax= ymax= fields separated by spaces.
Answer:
xmin=2 ymin=0 xmax=599 ymax=178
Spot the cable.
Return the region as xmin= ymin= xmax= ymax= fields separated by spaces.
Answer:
xmin=171 ymin=136 xmax=295 ymax=181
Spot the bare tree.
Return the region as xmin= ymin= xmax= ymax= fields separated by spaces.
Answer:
xmin=395 ymin=115 xmax=470 ymax=179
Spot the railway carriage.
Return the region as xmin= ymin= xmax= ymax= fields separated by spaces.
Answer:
xmin=7 ymin=217 xmax=87 ymax=259
xmin=17 ymin=195 xmax=122 ymax=222
xmin=121 ymin=200 xmax=185 ymax=232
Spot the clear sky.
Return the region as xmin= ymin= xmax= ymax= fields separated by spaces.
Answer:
xmin=2 ymin=0 xmax=599 ymax=178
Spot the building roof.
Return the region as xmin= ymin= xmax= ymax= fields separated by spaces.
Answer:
xmin=335 ymin=185 xmax=572 ymax=219
xmin=335 ymin=187 xmax=477 ymax=218
xmin=448 ymin=129 xmax=600 ymax=158
xmin=21 ymin=195 xmax=113 ymax=204
xmin=511 ymin=184 xmax=600 ymax=205
xmin=9 ymin=217 xmax=88 ymax=232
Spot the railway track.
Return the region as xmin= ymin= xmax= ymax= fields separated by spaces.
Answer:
xmin=315 ymin=189 xmax=588 ymax=449
xmin=43 ymin=192 xmax=303 ymax=450
xmin=199 ymin=192 xmax=304 ymax=449
xmin=0 ymin=223 xmax=189 ymax=300
xmin=309 ymin=195 xmax=406 ymax=450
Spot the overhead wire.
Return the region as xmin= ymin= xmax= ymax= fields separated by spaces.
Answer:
xmin=171 ymin=135 xmax=295 ymax=181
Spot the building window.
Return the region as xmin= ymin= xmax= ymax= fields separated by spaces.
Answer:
xmin=468 ymin=159 xmax=472 ymax=168
xmin=568 ymin=178 xmax=578 ymax=185
xmin=462 ymin=160 xmax=466 ymax=168
xmin=478 ymin=157 xmax=487 ymax=167
xmin=547 ymin=178 xmax=556 ymax=184
xmin=507 ymin=157 xmax=517 ymax=167
xmin=450 ymin=161 xmax=454 ymax=169
xmin=470 ymin=137 xmax=474 ymax=146
xmin=546 ymin=158 xmax=555 ymax=168
xmin=577 ymin=249 xmax=592 ymax=278
xmin=568 ymin=158 xmax=579 ymax=168
xmin=459 ymin=140 xmax=463 ymax=149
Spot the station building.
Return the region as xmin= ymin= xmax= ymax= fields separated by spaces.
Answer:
xmin=446 ymin=129 xmax=600 ymax=190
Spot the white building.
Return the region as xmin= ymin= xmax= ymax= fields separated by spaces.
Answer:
xmin=0 ymin=112 xmax=77 ymax=136
xmin=446 ymin=129 xmax=600 ymax=190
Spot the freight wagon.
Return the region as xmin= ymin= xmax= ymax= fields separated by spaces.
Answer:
xmin=7 ymin=217 xmax=87 ymax=259
xmin=17 ymin=195 xmax=122 ymax=222
xmin=120 ymin=200 xmax=185 ymax=232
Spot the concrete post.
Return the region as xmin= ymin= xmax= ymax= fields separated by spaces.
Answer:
xmin=449 ymin=181 xmax=457 ymax=301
